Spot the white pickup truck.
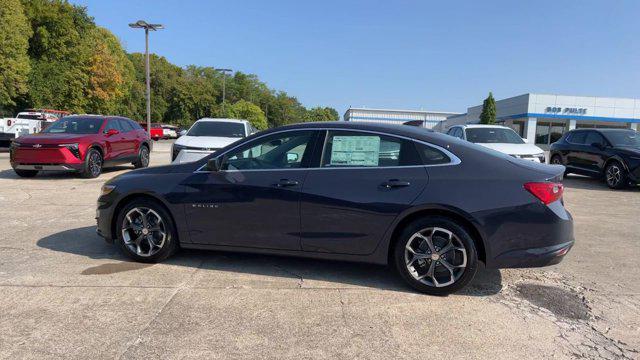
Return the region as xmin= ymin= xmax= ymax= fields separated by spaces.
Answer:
xmin=0 ymin=111 xmax=58 ymax=147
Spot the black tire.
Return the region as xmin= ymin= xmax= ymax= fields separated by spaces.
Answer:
xmin=13 ymin=169 xmax=38 ymax=178
xmin=115 ymin=198 xmax=178 ymax=263
xmin=133 ymin=144 xmax=150 ymax=168
xmin=393 ymin=216 xmax=478 ymax=295
xmin=80 ymin=148 xmax=103 ymax=178
xmin=551 ymin=155 xmax=569 ymax=176
xmin=605 ymin=161 xmax=628 ymax=189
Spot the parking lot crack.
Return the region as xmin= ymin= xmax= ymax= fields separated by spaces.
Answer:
xmin=116 ymin=259 xmax=205 ymax=359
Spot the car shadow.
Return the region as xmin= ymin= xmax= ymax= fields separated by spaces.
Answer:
xmin=0 ymin=166 xmax=133 ymax=180
xmin=37 ymin=226 xmax=503 ymax=296
xmin=563 ymin=174 xmax=640 ymax=192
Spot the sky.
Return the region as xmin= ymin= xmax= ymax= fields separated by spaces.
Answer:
xmin=71 ymin=0 xmax=640 ymax=117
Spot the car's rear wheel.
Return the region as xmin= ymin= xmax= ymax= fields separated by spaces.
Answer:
xmin=133 ymin=145 xmax=150 ymax=168
xmin=394 ymin=217 xmax=478 ymax=295
xmin=13 ymin=169 xmax=38 ymax=178
xmin=80 ymin=148 xmax=103 ymax=178
xmin=605 ymin=161 xmax=628 ymax=189
xmin=115 ymin=198 xmax=178 ymax=263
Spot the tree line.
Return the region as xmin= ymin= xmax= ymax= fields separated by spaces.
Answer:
xmin=0 ymin=0 xmax=339 ymax=130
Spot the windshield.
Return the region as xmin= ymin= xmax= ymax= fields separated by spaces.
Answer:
xmin=465 ymin=127 xmax=524 ymax=144
xmin=187 ymin=121 xmax=245 ymax=138
xmin=603 ymin=130 xmax=640 ymax=147
xmin=43 ymin=117 xmax=104 ymax=134
xmin=17 ymin=114 xmax=44 ymax=120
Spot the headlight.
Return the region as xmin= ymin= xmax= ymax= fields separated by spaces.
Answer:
xmin=172 ymin=144 xmax=186 ymax=161
xmin=100 ymin=184 xmax=116 ymax=196
xmin=59 ymin=143 xmax=81 ymax=159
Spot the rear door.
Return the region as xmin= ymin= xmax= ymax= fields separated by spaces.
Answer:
xmin=299 ymin=130 xmax=430 ymax=255
xmin=117 ymin=119 xmax=137 ymax=157
xmin=102 ymin=119 xmax=127 ymax=160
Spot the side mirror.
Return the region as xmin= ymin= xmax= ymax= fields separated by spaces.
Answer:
xmin=179 ymin=130 xmax=187 ymax=137
xmin=286 ymin=153 xmax=299 ymax=162
xmin=106 ymin=129 xmax=119 ymax=136
xmin=207 ymin=157 xmax=222 ymax=172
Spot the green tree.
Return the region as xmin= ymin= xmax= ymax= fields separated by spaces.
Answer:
xmin=85 ymin=28 xmax=135 ymax=115
xmin=479 ymin=92 xmax=497 ymax=124
xmin=306 ymin=106 xmax=339 ymax=122
xmin=0 ymin=0 xmax=32 ymax=113
xmin=225 ymin=100 xmax=268 ymax=130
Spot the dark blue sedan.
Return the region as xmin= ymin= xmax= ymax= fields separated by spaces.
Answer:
xmin=96 ymin=122 xmax=574 ymax=295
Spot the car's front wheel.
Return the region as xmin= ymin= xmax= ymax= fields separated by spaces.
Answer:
xmin=80 ymin=148 xmax=103 ymax=178
xmin=115 ymin=198 xmax=178 ymax=263
xmin=605 ymin=161 xmax=628 ymax=189
xmin=394 ymin=217 xmax=478 ymax=295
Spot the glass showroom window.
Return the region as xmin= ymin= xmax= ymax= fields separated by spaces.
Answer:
xmin=535 ymin=122 xmax=566 ymax=146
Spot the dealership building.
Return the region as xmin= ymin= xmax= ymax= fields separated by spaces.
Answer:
xmin=345 ymin=93 xmax=640 ymax=149
xmin=343 ymin=107 xmax=461 ymax=129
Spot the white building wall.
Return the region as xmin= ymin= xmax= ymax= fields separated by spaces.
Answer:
xmin=344 ymin=108 xmax=461 ymax=129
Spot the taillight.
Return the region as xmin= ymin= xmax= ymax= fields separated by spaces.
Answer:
xmin=524 ymin=182 xmax=563 ymax=205
xmin=7 ymin=119 xmax=12 ymax=126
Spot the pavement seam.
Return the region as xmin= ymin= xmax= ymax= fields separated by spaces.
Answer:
xmin=116 ymin=259 xmax=205 ymax=360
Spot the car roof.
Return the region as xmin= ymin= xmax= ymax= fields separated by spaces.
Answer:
xmin=458 ymin=124 xmax=511 ymax=129
xmin=195 ymin=118 xmax=248 ymax=124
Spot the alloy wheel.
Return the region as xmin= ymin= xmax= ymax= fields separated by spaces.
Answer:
xmin=140 ymin=147 xmax=150 ymax=167
xmin=89 ymin=152 xmax=102 ymax=177
xmin=606 ymin=164 xmax=622 ymax=187
xmin=121 ymin=207 xmax=167 ymax=257
xmin=404 ymin=227 xmax=467 ymax=287
xmin=552 ymin=157 xmax=562 ymax=165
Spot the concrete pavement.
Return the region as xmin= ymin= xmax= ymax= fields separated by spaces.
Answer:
xmin=0 ymin=140 xmax=638 ymax=359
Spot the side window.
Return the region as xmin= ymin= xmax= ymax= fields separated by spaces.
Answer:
xmin=567 ymin=131 xmax=587 ymax=144
xmin=447 ymin=128 xmax=456 ymax=136
xmin=585 ymin=131 xmax=606 ymax=146
xmin=118 ymin=119 xmax=133 ymax=132
xmin=415 ymin=143 xmax=451 ymax=165
xmin=321 ymin=131 xmax=421 ymax=167
xmin=223 ymin=131 xmax=314 ymax=170
xmin=130 ymin=121 xmax=143 ymax=130
xmin=103 ymin=119 xmax=122 ymax=133
xmin=457 ymin=128 xmax=465 ymax=139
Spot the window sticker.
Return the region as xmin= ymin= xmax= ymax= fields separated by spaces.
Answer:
xmin=330 ymin=136 xmax=380 ymax=166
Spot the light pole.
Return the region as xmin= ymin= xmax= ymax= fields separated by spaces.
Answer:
xmin=129 ymin=20 xmax=164 ymax=136
xmin=215 ymin=68 xmax=232 ymax=113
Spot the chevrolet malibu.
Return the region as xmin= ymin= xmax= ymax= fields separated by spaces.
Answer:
xmin=96 ymin=122 xmax=574 ymax=295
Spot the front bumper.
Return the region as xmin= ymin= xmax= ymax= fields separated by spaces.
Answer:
xmin=96 ymin=195 xmax=117 ymax=242
xmin=10 ymin=146 xmax=84 ymax=171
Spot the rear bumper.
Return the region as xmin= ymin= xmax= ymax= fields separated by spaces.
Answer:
xmin=490 ymin=240 xmax=574 ymax=268
xmin=479 ymin=200 xmax=575 ymax=269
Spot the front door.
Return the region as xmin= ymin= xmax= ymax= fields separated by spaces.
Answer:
xmin=182 ymin=130 xmax=318 ymax=250
xmin=300 ymin=130 xmax=430 ymax=255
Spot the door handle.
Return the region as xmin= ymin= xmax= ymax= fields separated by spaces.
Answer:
xmin=382 ymin=179 xmax=411 ymax=188
xmin=275 ymin=179 xmax=299 ymax=187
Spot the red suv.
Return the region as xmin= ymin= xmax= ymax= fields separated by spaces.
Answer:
xmin=10 ymin=115 xmax=151 ymax=178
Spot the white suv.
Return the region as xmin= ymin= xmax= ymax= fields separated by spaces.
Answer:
xmin=447 ymin=124 xmax=546 ymax=163
xmin=171 ymin=118 xmax=255 ymax=163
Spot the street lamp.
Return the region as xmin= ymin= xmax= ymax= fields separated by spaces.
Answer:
xmin=129 ymin=20 xmax=164 ymax=136
xmin=215 ymin=68 xmax=232 ymax=113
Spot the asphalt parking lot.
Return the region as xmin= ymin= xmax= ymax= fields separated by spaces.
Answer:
xmin=0 ymin=141 xmax=638 ymax=359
